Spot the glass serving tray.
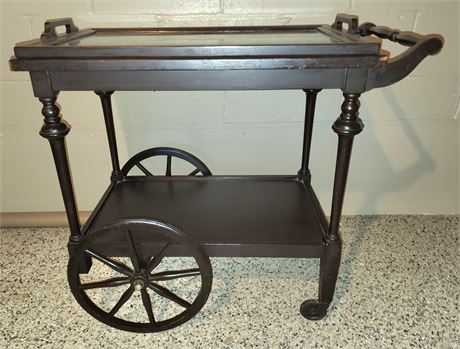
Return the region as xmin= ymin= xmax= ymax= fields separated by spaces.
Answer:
xmin=13 ymin=24 xmax=381 ymax=58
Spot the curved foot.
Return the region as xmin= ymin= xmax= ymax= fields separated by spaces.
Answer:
xmin=300 ymin=300 xmax=329 ymax=320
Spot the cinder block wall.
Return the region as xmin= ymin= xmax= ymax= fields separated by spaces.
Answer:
xmin=1 ymin=0 xmax=459 ymax=214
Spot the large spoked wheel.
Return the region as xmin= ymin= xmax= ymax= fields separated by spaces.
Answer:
xmin=68 ymin=218 xmax=213 ymax=333
xmin=121 ymin=147 xmax=212 ymax=176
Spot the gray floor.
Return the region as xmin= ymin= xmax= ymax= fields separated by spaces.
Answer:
xmin=0 ymin=215 xmax=458 ymax=349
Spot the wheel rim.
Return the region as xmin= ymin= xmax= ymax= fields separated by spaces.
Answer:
xmin=68 ymin=219 xmax=212 ymax=332
xmin=121 ymin=147 xmax=212 ymax=176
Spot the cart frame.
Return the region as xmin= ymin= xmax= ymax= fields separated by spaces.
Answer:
xmin=9 ymin=13 xmax=443 ymax=329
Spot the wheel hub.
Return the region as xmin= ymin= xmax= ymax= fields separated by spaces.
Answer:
xmin=132 ymin=275 xmax=148 ymax=291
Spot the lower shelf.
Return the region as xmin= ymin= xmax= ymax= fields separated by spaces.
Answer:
xmin=85 ymin=176 xmax=327 ymax=258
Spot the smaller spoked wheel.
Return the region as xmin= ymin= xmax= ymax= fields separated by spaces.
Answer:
xmin=121 ymin=147 xmax=212 ymax=176
xmin=68 ymin=219 xmax=212 ymax=333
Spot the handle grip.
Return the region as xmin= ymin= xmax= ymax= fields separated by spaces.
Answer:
xmin=359 ymin=22 xmax=443 ymax=55
xmin=41 ymin=18 xmax=79 ymax=42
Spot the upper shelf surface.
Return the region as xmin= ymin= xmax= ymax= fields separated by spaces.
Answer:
xmin=9 ymin=15 xmax=443 ymax=92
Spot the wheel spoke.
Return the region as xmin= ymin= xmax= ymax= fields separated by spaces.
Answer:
xmin=125 ymin=229 xmax=141 ymax=273
xmin=188 ymin=168 xmax=200 ymax=176
xmin=109 ymin=286 xmax=135 ymax=317
xmin=136 ymin=162 xmax=153 ymax=176
xmin=148 ymin=282 xmax=191 ymax=309
xmin=150 ymin=268 xmax=201 ymax=281
xmin=147 ymin=243 xmax=171 ymax=273
xmin=86 ymin=249 xmax=133 ymax=277
xmin=165 ymin=155 xmax=172 ymax=176
xmin=79 ymin=277 xmax=131 ymax=290
xmin=141 ymin=289 xmax=156 ymax=325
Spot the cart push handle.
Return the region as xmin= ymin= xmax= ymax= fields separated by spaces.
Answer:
xmin=41 ymin=18 xmax=79 ymax=42
xmin=333 ymin=14 xmax=444 ymax=91
xmin=358 ymin=22 xmax=443 ymax=56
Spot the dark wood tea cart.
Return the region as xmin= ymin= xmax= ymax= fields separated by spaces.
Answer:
xmin=9 ymin=14 xmax=443 ymax=332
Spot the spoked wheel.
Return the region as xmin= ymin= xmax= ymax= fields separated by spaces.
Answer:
xmin=68 ymin=218 xmax=213 ymax=332
xmin=121 ymin=147 xmax=212 ymax=176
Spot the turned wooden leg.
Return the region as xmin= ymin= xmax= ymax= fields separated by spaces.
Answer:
xmin=39 ymin=95 xmax=81 ymax=241
xmin=301 ymin=92 xmax=364 ymax=320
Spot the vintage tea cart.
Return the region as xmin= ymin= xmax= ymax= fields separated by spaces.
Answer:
xmin=9 ymin=14 xmax=443 ymax=332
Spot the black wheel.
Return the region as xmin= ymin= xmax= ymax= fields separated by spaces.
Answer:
xmin=68 ymin=218 xmax=213 ymax=333
xmin=121 ymin=147 xmax=212 ymax=176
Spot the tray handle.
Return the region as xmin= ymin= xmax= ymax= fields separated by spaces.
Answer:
xmin=41 ymin=18 xmax=79 ymax=42
xmin=332 ymin=14 xmax=359 ymax=34
xmin=360 ymin=22 xmax=444 ymax=90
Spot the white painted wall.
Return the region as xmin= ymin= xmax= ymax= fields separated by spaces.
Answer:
xmin=0 ymin=0 xmax=459 ymax=214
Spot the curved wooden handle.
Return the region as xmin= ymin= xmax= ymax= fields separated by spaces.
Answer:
xmin=360 ymin=22 xmax=444 ymax=90
xmin=359 ymin=22 xmax=443 ymax=55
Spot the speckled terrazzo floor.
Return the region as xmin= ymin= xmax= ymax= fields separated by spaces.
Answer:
xmin=0 ymin=215 xmax=458 ymax=349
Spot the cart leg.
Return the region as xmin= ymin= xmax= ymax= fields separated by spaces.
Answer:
xmin=298 ymin=89 xmax=321 ymax=181
xmin=39 ymin=95 xmax=81 ymax=242
xmin=95 ymin=90 xmax=122 ymax=179
xmin=300 ymin=92 xmax=363 ymax=320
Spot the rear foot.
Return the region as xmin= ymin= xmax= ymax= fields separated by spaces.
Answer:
xmin=300 ymin=300 xmax=328 ymax=320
